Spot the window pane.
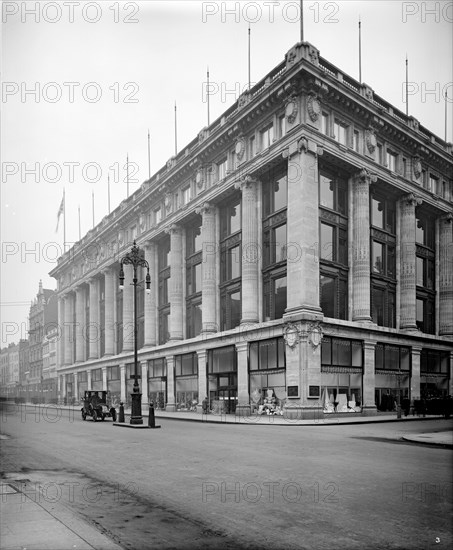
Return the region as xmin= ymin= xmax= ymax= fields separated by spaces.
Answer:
xmin=320 ymin=224 xmax=334 ymax=261
xmin=230 ymin=291 xmax=241 ymax=329
xmin=339 ymin=230 xmax=348 ymax=265
xmin=274 ymin=276 xmax=287 ymax=319
xmin=416 ymin=257 xmax=424 ymax=286
xmin=321 ymin=337 xmax=332 ymax=365
xmin=320 ymin=174 xmax=334 ymax=210
xmin=351 ymin=342 xmax=362 ymax=367
xmin=274 ymin=175 xmax=287 ymax=212
xmin=372 ymin=287 xmax=385 ymax=326
xmin=372 ymin=198 xmax=384 ymax=229
xmin=375 ymin=344 xmax=384 ymax=370
xmin=194 ymin=263 xmax=202 ymax=293
xmin=274 ymin=224 xmax=287 ymax=263
xmin=427 ymin=259 xmax=434 ymax=290
xmin=387 ymin=246 xmax=396 ymax=278
xmin=416 ymin=299 xmax=424 ymax=330
xmin=320 ymin=275 xmax=335 ymax=317
xmin=230 ymin=203 xmax=241 ymax=234
xmin=373 ymin=242 xmax=384 ymax=273
xmin=338 ymin=278 xmax=348 ymax=320
xmin=229 ymin=246 xmax=241 ymax=280
xmin=250 ymin=342 xmax=259 ymax=370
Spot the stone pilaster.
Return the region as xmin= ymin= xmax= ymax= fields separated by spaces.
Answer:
xmin=352 ymin=169 xmax=376 ymax=322
xmin=362 ymin=341 xmax=377 ymax=414
xmin=119 ymin=364 xmax=126 ymax=403
xmin=75 ymin=287 xmax=85 ymax=363
xmin=439 ymin=213 xmax=453 ymax=336
xmin=165 ymin=355 xmax=176 ymax=411
xmin=449 ymin=352 xmax=453 ymax=396
xmin=235 ymin=341 xmax=251 ymax=416
xmin=197 ymin=204 xmax=218 ymax=332
xmin=122 ymin=264 xmax=134 ymax=352
xmin=399 ymin=193 xmax=422 ymax=331
xmin=103 ymin=268 xmax=115 ymax=356
xmin=73 ymin=372 xmax=78 ymax=402
xmin=144 ymin=242 xmax=157 ymax=346
xmin=87 ymin=369 xmax=92 ymax=391
xmin=88 ymin=278 xmax=99 ymax=360
xmin=102 ymin=366 xmax=107 ymax=391
xmin=167 ymin=225 xmax=183 ymax=340
xmin=283 ymin=137 xmax=323 ymax=319
xmin=61 ymin=373 xmax=66 ymax=400
xmin=63 ymin=294 xmax=73 ymax=366
xmin=235 ymin=176 xmax=259 ymax=324
xmin=57 ymin=297 xmax=64 ymax=370
xmin=197 ymin=350 xmax=207 ymax=413
xmin=411 ymin=347 xmax=422 ymax=402
xmin=141 ymin=361 xmax=148 ymax=406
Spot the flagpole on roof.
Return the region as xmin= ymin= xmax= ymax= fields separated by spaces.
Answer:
xmin=405 ymin=55 xmax=409 ymax=116
xmin=78 ymin=205 xmax=81 ymax=240
xmin=445 ymin=90 xmax=448 ymax=142
xmin=108 ymin=174 xmax=111 ymax=214
xmin=63 ymin=188 xmax=66 ymax=250
xmin=174 ymin=101 xmax=178 ymax=155
xmin=248 ymin=23 xmax=251 ymax=90
xmin=148 ymin=129 xmax=151 ymax=179
xmin=300 ymin=0 xmax=304 ymax=42
xmin=126 ymin=153 xmax=130 ymax=197
xmin=358 ymin=16 xmax=362 ymax=83
xmin=207 ymin=66 xmax=210 ymax=126
xmin=92 ymin=190 xmax=95 ymax=228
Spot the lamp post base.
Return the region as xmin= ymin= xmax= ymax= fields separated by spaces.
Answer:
xmin=130 ymin=392 xmax=143 ymax=425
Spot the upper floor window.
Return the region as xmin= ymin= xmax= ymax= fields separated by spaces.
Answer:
xmin=371 ymin=195 xmax=396 ymax=233
xmin=321 ymin=113 xmax=329 ymax=136
xmin=263 ymin=167 xmax=287 ymax=216
xmin=261 ymin=124 xmax=274 ymax=150
xmin=386 ymin=150 xmax=397 ymax=172
xmin=415 ymin=213 xmax=435 ymax=248
xmin=429 ymin=174 xmax=438 ymax=194
xmin=334 ymin=120 xmax=347 ymax=145
xmin=218 ymin=158 xmax=228 ymax=181
xmin=278 ymin=115 xmax=286 ymax=138
xmin=186 ymin=221 xmax=202 ymax=256
xmin=181 ymin=185 xmax=191 ymax=205
xmin=249 ymin=135 xmax=256 ymax=158
xmin=220 ymin=196 xmax=241 ymax=239
xmin=319 ymin=171 xmax=347 ymax=215
xmin=154 ymin=206 xmax=162 ymax=225
xmin=353 ymin=130 xmax=360 ymax=152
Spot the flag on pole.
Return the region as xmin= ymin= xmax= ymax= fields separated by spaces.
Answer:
xmin=55 ymin=193 xmax=64 ymax=232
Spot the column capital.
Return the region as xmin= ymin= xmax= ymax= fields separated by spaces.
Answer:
xmin=143 ymin=239 xmax=156 ymax=250
xmin=440 ymin=212 xmax=453 ymax=224
xmin=400 ymin=192 xmax=422 ymax=207
xmin=165 ymin=223 xmax=182 ymax=236
xmin=234 ymin=174 xmax=259 ymax=191
xmin=196 ymin=202 xmax=215 ymax=216
xmin=353 ymin=168 xmax=377 ymax=186
xmin=235 ymin=340 xmax=249 ymax=353
xmin=101 ymin=266 xmax=114 ymax=276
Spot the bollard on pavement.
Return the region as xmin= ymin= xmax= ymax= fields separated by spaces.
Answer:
xmin=148 ymin=400 xmax=161 ymax=429
xmin=119 ymin=402 xmax=125 ymax=423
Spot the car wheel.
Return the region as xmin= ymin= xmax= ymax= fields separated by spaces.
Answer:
xmin=81 ymin=410 xmax=86 ymax=421
xmin=111 ymin=409 xmax=117 ymax=422
xmin=92 ymin=410 xmax=98 ymax=422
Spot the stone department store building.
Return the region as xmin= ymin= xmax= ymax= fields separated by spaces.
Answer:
xmin=50 ymin=41 xmax=453 ymax=418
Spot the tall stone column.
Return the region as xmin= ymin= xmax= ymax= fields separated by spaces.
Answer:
xmin=103 ymin=268 xmax=115 ymax=355
xmin=165 ymin=355 xmax=176 ymax=412
xmin=352 ymin=169 xmax=376 ymax=322
xmin=362 ymin=341 xmax=377 ymax=414
xmin=61 ymin=373 xmax=66 ymax=401
xmin=63 ymin=294 xmax=73 ymax=366
xmin=88 ymin=278 xmax=99 ymax=360
xmin=167 ymin=225 xmax=183 ymax=340
xmin=198 ymin=204 xmax=217 ymax=332
xmin=120 ymin=364 xmax=126 ymax=402
xmin=197 ymin=350 xmax=207 ymax=413
xmin=122 ymin=264 xmax=134 ymax=352
xmin=236 ymin=341 xmax=250 ymax=416
xmin=411 ymin=347 xmax=422 ymax=402
xmin=144 ymin=242 xmax=157 ymax=346
xmin=439 ymin=213 xmax=453 ymax=336
xmin=235 ymin=176 xmax=259 ymax=324
xmin=87 ymin=369 xmax=92 ymax=391
xmin=75 ymin=287 xmax=85 ymax=363
xmin=283 ymin=138 xmax=323 ymax=318
xmin=399 ymin=193 xmax=422 ymax=331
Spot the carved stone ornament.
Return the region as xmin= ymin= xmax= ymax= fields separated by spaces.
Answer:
xmin=238 ymin=92 xmax=250 ymax=110
xmin=365 ymin=129 xmax=377 ymax=154
xmin=235 ymin=137 xmax=246 ymax=160
xmin=307 ymin=95 xmax=321 ymax=122
xmin=196 ymin=169 xmax=204 ymax=190
xmin=308 ymin=322 xmax=323 ymax=349
xmin=139 ymin=213 xmax=146 ymax=231
xmin=164 ymin=194 xmax=172 ymax=213
xmin=285 ymin=97 xmax=299 ymax=124
xmin=283 ymin=323 xmax=300 ymax=348
xmin=413 ymin=157 xmax=422 ymax=179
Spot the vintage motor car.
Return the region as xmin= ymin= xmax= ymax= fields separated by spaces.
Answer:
xmin=81 ymin=390 xmax=117 ymax=422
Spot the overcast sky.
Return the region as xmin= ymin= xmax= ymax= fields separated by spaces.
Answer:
xmin=1 ymin=0 xmax=452 ymax=345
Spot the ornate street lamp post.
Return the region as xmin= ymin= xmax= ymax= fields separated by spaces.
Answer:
xmin=119 ymin=241 xmax=151 ymax=425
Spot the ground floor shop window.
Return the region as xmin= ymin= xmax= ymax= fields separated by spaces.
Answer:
xmin=175 ymin=377 xmax=198 ymax=410
xmin=148 ymin=358 xmax=167 ymax=409
xmin=375 ymin=343 xmax=410 ymax=410
xmin=320 ymin=372 xmax=362 ymax=413
xmin=420 ymin=349 xmax=450 ymax=398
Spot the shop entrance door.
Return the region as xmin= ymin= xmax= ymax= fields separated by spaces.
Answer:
xmin=208 ymin=373 xmax=237 ymax=414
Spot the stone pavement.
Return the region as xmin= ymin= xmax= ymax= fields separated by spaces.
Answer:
xmin=0 ymin=477 xmax=123 ymax=550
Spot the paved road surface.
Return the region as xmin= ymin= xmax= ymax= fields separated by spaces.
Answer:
xmin=1 ymin=405 xmax=452 ymax=549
